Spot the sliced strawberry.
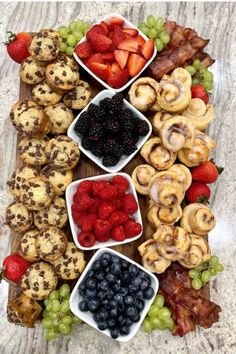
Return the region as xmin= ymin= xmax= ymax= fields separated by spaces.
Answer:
xmin=109 ymin=26 xmax=126 ymax=51
xmin=87 ymin=24 xmax=107 ymax=41
xmin=114 ymin=49 xmax=129 ymax=69
xmin=86 ymin=53 xmax=104 ymax=65
xmin=88 ymin=62 xmax=108 ymax=80
xmin=107 ymin=68 xmax=129 ymax=88
xmin=89 ymin=34 xmax=112 ymax=53
xmin=136 ymin=34 xmax=146 ymax=46
xmin=102 ymin=52 xmax=115 ymax=62
xmin=128 ymin=53 xmax=146 ymax=77
xmin=100 ymin=21 xmax=109 ymax=35
xmin=123 ymin=33 xmax=133 ymax=39
xmin=122 ymin=28 xmax=138 ymax=37
xmin=141 ymin=38 xmax=154 ymax=60
xmin=117 ymin=38 xmax=139 ymax=53
xmin=109 ymin=17 xmax=124 ymax=29
xmin=109 ymin=62 xmax=122 ymax=74
xmin=74 ymin=41 xmax=92 ymax=59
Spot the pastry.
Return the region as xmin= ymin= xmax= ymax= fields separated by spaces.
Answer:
xmin=33 ymin=196 xmax=68 ymax=229
xmin=10 ymin=100 xmax=37 ymax=126
xmin=46 ymin=61 xmax=80 ymax=93
xmin=147 ymin=200 xmax=182 ymax=227
xmin=50 ymin=242 xmax=86 ymax=280
xmin=5 ymin=202 xmax=33 ymax=233
xmin=32 ymin=81 xmax=62 ymax=107
xmin=20 ymin=176 xmax=54 ymax=211
xmin=178 ymin=130 xmax=216 ymax=167
xmin=132 ymin=164 xmax=156 ymax=195
xmin=18 ymin=137 xmax=48 ymax=166
xmin=171 ymin=67 xmax=192 ymax=87
xmin=179 ymin=234 xmax=211 ymax=268
xmin=128 ymin=77 xmax=159 ymax=111
xmin=168 ymin=164 xmax=192 ymax=191
xmin=19 ymin=262 xmax=58 ymax=300
xmin=35 ymin=226 xmax=68 ymax=262
xmin=19 ymin=56 xmax=45 ymax=85
xmin=138 ymin=239 xmax=171 ymax=273
xmin=160 ymin=116 xmax=195 ymax=152
xmin=140 ymin=137 xmax=177 ymax=170
xmin=42 ymin=166 xmax=73 ymax=196
xmin=45 ymin=135 xmax=80 ymax=170
xmin=149 ymin=171 xmax=185 ymax=207
xmin=7 ymin=166 xmax=39 ymax=198
xmin=39 ymin=28 xmax=62 ymax=45
xmin=57 ymin=53 xmax=78 ymax=68
xmin=150 ymin=101 xmax=162 ymax=112
xmin=180 ymin=203 xmax=216 ymax=236
xmin=63 ymin=80 xmax=91 ymax=109
xmin=8 ymin=294 xmax=42 ymax=328
xmin=44 ymin=103 xmax=74 ymax=135
xmin=182 ymin=98 xmax=214 ymax=131
xmin=19 ymin=229 xmax=40 ymax=262
xmin=152 ymin=111 xmax=172 ymax=135
xmin=29 ymin=32 xmax=60 ymax=62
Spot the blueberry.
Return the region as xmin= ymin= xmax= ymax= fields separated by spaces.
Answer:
xmin=99 ymin=279 xmax=109 ymax=291
xmin=120 ymin=325 xmax=130 ymax=335
xmin=110 ymin=327 xmax=119 ymax=339
xmin=128 ymin=284 xmax=139 ymax=294
xmin=104 ymin=266 xmax=110 ymax=273
xmin=97 ymin=309 xmax=108 ymax=322
xmin=106 ymin=272 xmax=116 ymax=284
xmin=97 ymin=290 xmax=107 ymax=300
xmin=129 ymin=264 xmax=139 ymax=276
xmin=111 ymin=262 xmax=122 ymax=275
xmin=112 ymin=282 xmax=121 ymax=292
xmin=110 ymin=299 xmax=118 ymax=308
xmin=144 ymin=287 xmax=155 ymax=300
xmin=111 ymin=255 xmax=120 ymax=263
xmin=126 ymin=306 xmax=138 ymax=319
xmin=135 ymin=299 xmax=144 ymax=311
xmin=106 ymin=289 xmax=114 ymax=299
xmin=108 ymin=318 xmax=116 ymax=328
xmin=79 ymin=281 xmax=86 ymax=291
xmin=95 ymin=271 xmax=105 ymax=281
xmin=86 ymin=278 xmax=97 ymax=290
xmin=117 ymin=314 xmax=126 ymax=325
xmin=132 ymin=277 xmax=142 ymax=287
xmin=79 ymin=288 xmax=85 ymax=297
xmin=97 ymin=321 xmax=108 ymax=331
xmin=132 ymin=313 xmax=140 ymax=322
xmin=118 ymin=303 xmax=125 ymax=312
xmin=79 ymin=300 xmax=88 ymax=312
xmin=110 ymin=308 xmax=118 ymax=318
xmin=123 ymin=271 xmax=131 ymax=283
xmin=93 ymin=260 xmax=102 ymax=271
xmin=136 ymin=290 xmax=144 ymax=299
xmin=120 ymin=287 xmax=128 ymax=297
xmin=121 ymin=260 xmax=129 ymax=269
xmin=100 ymin=253 xmax=111 ymax=267
xmin=101 ymin=252 xmax=111 ymax=263
xmin=125 ymin=317 xmax=132 ymax=326
xmin=124 ymin=295 xmax=134 ymax=306
xmin=140 ymin=280 xmax=149 ymax=291
xmin=114 ymin=293 xmax=123 ymax=304
xmin=102 ymin=298 xmax=110 ymax=309
xmin=86 ymin=288 xmax=97 ymax=299
xmin=87 ymin=269 xmax=95 ymax=278
xmin=88 ymin=299 xmax=100 ymax=312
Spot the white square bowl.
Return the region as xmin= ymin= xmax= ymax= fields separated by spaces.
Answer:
xmin=70 ymin=247 xmax=159 ymax=342
xmin=65 ymin=172 xmax=143 ymax=251
xmin=73 ymin=13 xmax=157 ymax=92
xmin=67 ymin=89 xmax=152 ymax=173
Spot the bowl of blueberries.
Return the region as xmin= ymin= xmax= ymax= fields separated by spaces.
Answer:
xmin=70 ymin=248 xmax=159 ymax=341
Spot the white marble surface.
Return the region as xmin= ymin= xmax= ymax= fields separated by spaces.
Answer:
xmin=0 ymin=2 xmax=236 ymax=354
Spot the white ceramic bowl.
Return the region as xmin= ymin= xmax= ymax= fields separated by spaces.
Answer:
xmin=73 ymin=13 xmax=157 ymax=92
xmin=67 ymin=89 xmax=152 ymax=173
xmin=70 ymin=247 xmax=159 ymax=342
xmin=65 ymin=172 xmax=143 ymax=251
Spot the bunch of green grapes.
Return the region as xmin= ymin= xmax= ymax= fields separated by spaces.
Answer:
xmin=41 ymin=284 xmax=82 ymax=341
xmin=138 ymin=15 xmax=170 ymax=52
xmin=142 ymin=294 xmax=174 ymax=333
xmin=185 ymin=59 xmax=214 ymax=92
xmin=58 ymin=20 xmax=90 ymax=56
xmin=189 ymin=255 xmax=224 ymax=290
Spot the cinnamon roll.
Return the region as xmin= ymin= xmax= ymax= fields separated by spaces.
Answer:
xmin=179 ymin=234 xmax=211 ymax=268
xmin=128 ymin=77 xmax=159 ymax=111
xmin=180 ymin=203 xmax=216 ymax=236
xmin=147 ymin=203 xmax=182 ymax=227
xmin=152 ymin=111 xmax=173 ymax=135
xmin=171 ymin=68 xmax=192 ymax=88
xmin=182 ymin=98 xmax=214 ymax=131
xmin=132 ymin=164 xmax=156 ymax=195
xmin=168 ymin=164 xmax=192 ymax=191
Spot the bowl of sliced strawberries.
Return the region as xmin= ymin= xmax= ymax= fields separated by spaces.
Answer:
xmin=74 ymin=13 xmax=157 ymax=92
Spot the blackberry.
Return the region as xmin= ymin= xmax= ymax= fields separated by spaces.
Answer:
xmin=137 ymin=120 xmax=150 ymax=136
xmin=111 ymin=93 xmax=124 ymax=111
xmin=119 ymin=132 xmax=135 ymax=146
xmin=90 ymin=141 xmax=104 ymax=157
xmin=99 ymin=97 xmax=113 ymax=111
xmin=88 ymin=123 xmax=104 ymax=141
xmin=74 ymin=112 xmax=91 ymax=136
xmin=123 ymin=144 xmax=138 ymax=155
xmin=121 ymin=108 xmax=134 ymax=121
xmin=120 ymin=112 xmax=135 ymax=131
xmin=88 ymin=103 xmax=106 ymax=122
xmin=103 ymin=142 xmax=123 ymax=158
xmin=81 ymin=136 xmax=93 ymax=150
xmin=106 ymin=119 xmax=120 ymax=133
xmin=103 ymin=155 xmax=120 ymax=167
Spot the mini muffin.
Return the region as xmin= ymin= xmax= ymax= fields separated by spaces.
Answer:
xmin=39 ymin=29 xmax=62 ymax=45
xmin=49 ymin=242 xmax=86 ymax=280
xmin=7 ymin=166 xmax=39 ymax=198
xmin=19 ymin=229 xmax=40 ymax=262
xmin=20 ymin=176 xmax=54 ymax=211
xmin=44 ymin=103 xmax=74 ymax=134
xmin=57 ymin=53 xmax=78 ymax=68
xmin=63 ymin=80 xmax=91 ymax=109
xmin=5 ymin=202 xmax=33 ymax=233
xmin=19 ymin=56 xmax=46 ymax=85
xmin=35 ymin=226 xmax=68 ymax=262
xmin=46 ymin=61 xmax=80 ymax=93
xmin=10 ymin=100 xmax=37 ymax=128
xmin=42 ymin=166 xmax=73 ymax=196
xmin=29 ymin=32 xmax=60 ymax=63
xmin=18 ymin=137 xmax=48 ymax=165
xmin=45 ymin=135 xmax=80 ymax=170
xmin=19 ymin=262 xmax=58 ymax=300
xmin=32 ymin=81 xmax=62 ymax=107
xmin=33 ymin=196 xmax=68 ymax=229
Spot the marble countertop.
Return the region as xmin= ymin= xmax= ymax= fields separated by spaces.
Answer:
xmin=0 ymin=2 xmax=236 ymax=354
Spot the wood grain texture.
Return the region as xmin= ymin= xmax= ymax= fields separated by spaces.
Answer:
xmin=0 ymin=2 xmax=236 ymax=354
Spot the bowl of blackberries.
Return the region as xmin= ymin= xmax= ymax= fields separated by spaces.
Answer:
xmin=70 ymin=248 xmax=159 ymax=341
xmin=67 ymin=90 xmax=152 ymax=173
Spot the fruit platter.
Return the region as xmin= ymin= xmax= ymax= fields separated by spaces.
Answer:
xmin=1 ymin=13 xmax=225 ymax=342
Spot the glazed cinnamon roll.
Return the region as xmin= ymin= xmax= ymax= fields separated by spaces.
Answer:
xmin=160 ymin=116 xmax=195 ymax=152
xmin=182 ymin=98 xmax=214 ymax=131
xmin=132 ymin=164 xmax=156 ymax=195
xmin=140 ymin=137 xmax=177 ymax=170
xmin=152 ymin=111 xmax=172 ymax=135
xmin=171 ymin=68 xmax=192 ymax=88
xmin=147 ymin=203 xmax=182 ymax=227
xmin=180 ymin=203 xmax=216 ymax=236
xmin=128 ymin=77 xmax=159 ymax=111
xmin=178 ymin=130 xmax=216 ymax=167
xmin=168 ymin=164 xmax=192 ymax=191
xmin=179 ymin=234 xmax=211 ymax=268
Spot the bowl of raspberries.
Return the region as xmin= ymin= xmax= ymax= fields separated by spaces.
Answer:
xmin=66 ymin=173 xmax=143 ymax=250
xmin=67 ymin=90 xmax=152 ymax=173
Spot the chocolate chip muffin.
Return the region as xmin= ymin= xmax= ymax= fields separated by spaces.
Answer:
xmin=10 ymin=100 xmax=37 ymax=127
xmin=50 ymin=242 xmax=86 ymax=280
xmin=35 ymin=226 xmax=68 ymax=262
xmin=19 ymin=229 xmax=40 ymax=262
xmin=29 ymin=32 xmax=60 ymax=63
xmin=19 ymin=262 xmax=58 ymax=300
xmin=44 ymin=103 xmax=74 ymax=134
xmin=57 ymin=53 xmax=78 ymax=69
xmin=20 ymin=176 xmax=54 ymax=211
xmin=32 ymin=81 xmax=62 ymax=107
xmin=18 ymin=137 xmax=48 ymax=166
xmin=5 ymin=202 xmax=33 ymax=233
xmin=63 ymin=80 xmax=91 ymax=110
xmin=19 ymin=56 xmax=46 ymax=85
xmin=46 ymin=61 xmax=80 ymax=93
xmin=42 ymin=166 xmax=73 ymax=196
xmin=33 ymin=196 xmax=68 ymax=229
xmin=45 ymin=135 xmax=80 ymax=170
xmin=39 ymin=29 xmax=62 ymax=45
xmin=7 ymin=166 xmax=39 ymax=199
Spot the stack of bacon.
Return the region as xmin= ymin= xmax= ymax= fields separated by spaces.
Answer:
xmin=159 ymin=263 xmax=221 ymax=336
xmin=148 ymin=21 xmax=215 ymax=80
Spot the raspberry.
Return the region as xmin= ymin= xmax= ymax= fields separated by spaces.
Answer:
xmin=95 ymin=233 xmax=110 ymax=242
xmin=71 ymin=203 xmax=80 ymax=219
xmin=112 ymin=175 xmax=129 ymax=189
xmin=90 ymin=198 xmax=102 ymax=213
xmin=99 ymin=185 xmax=119 ymax=201
xmin=112 ymin=198 xmax=122 ymax=210
xmin=122 ymin=194 xmax=138 ymax=214
xmin=76 ymin=180 xmax=93 ymax=195
xmin=77 ymin=213 xmax=97 ymax=231
xmin=94 ymin=219 xmax=112 ymax=237
xmin=98 ymin=201 xmax=116 ymax=220
xmin=78 ymin=231 xmax=96 ymax=247
xmin=109 ymin=211 xmax=129 ymax=226
xmin=124 ymin=219 xmax=142 ymax=238
xmin=92 ymin=181 xmax=110 ymax=197
xmin=116 ymin=183 xmax=128 ymax=197
xmin=110 ymin=225 xmax=125 ymax=241
xmin=76 ymin=193 xmax=95 ymax=211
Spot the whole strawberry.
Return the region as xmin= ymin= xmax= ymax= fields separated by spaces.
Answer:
xmin=186 ymin=182 xmax=211 ymax=203
xmin=0 ymin=254 xmax=31 ymax=283
xmin=191 ymin=160 xmax=223 ymax=184
xmin=5 ymin=31 xmax=32 ymax=63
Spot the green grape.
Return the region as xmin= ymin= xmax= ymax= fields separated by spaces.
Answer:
xmin=203 ymin=70 xmax=213 ymax=81
xmin=62 ymin=315 xmax=73 ymax=326
xmin=142 ymin=319 xmax=153 ymax=333
xmin=58 ymin=26 xmax=69 ymax=39
xmin=49 ymin=290 xmax=59 ymax=301
xmin=75 ymin=20 xmax=86 ymax=32
xmin=46 ymin=301 xmax=53 ymax=312
xmin=194 ymin=264 xmax=205 ymax=272
xmin=204 ymin=81 xmax=213 ymax=91
xmin=59 ymin=323 xmax=72 ymax=335
xmin=188 ymin=269 xmax=199 ymax=279
xmin=160 ymin=31 xmax=170 ymax=44
xmin=192 ymin=277 xmax=202 ymax=290
xmin=215 ymin=263 xmax=224 ymax=272
xmin=45 ymin=329 xmax=57 ymax=341
xmin=201 ymin=270 xmax=211 ymax=283
xmin=51 ymin=299 xmax=61 ymax=313
xmin=149 ymin=28 xmax=158 ymax=39
xmin=69 ymin=21 xmax=79 ymax=32
xmin=147 ymin=15 xmax=156 ymax=27
xmin=150 ymin=316 xmax=164 ymax=329
xmin=73 ymin=31 xmax=83 ymax=41
xmin=193 ymin=59 xmax=201 ymax=70
xmin=153 ymin=294 xmax=165 ymax=308
xmin=52 ymin=317 xmax=60 ymax=327
xmin=210 ymin=268 xmax=217 ymax=276
xmin=59 ymin=42 xmax=68 ymax=53
xmin=73 ymin=316 xmax=82 ymax=324
xmin=83 ymin=22 xmax=91 ymax=33
xmin=41 ymin=318 xmax=54 ymax=329
xmin=48 ymin=312 xmax=59 ymax=320
xmin=192 ymin=77 xmax=199 ymax=86
xmin=42 ymin=309 xmax=49 ymax=318
xmin=209 ymin=255 xmax=219 ymax=267
xmin=59 ymin=284 xmax=71 ymax=298
xmin=158 ymin=307 xmax=171 ymax=321
xmin=44 ymin=298 xmax=50 ymax=306
xmin=67 ymin=34 xmax=77 ymax=47
xmin=60 ymin=300 xmax=70 ymax=313
xmin=66 ymin=46 xmax=74 ymax=56
xmin=185 ymin=66 xmax=196 ymax=76
xmin=148 ymin=305 xmax=160 ymax=318
xmin=155 ymin=38 xmax=163 ymax=52
xmin=155 ymin=17 xmax=165 ymax=30
xmin=165 ymin=317 xmax=175 ymax=330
